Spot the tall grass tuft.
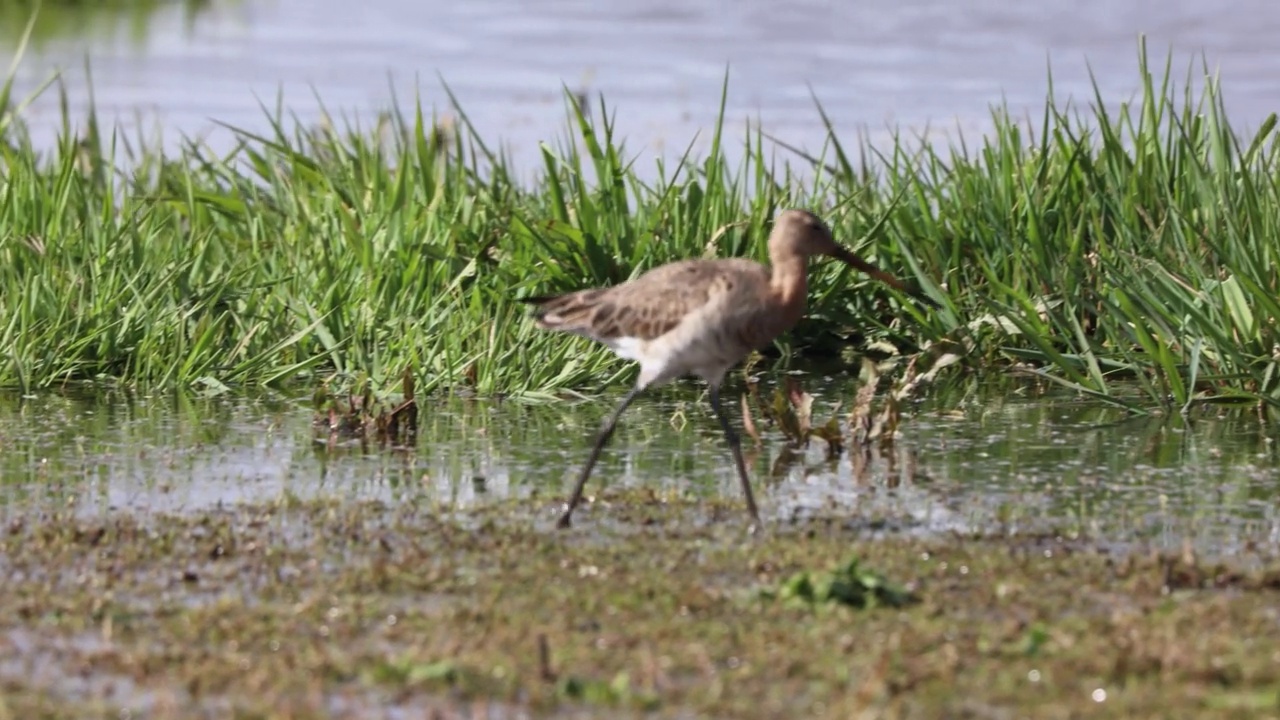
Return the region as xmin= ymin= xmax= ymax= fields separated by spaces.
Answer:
xmin=1 ymin=40 xmax=1278 ymax=413
xmin=877 ymin=41 xmax=1280 ymax=412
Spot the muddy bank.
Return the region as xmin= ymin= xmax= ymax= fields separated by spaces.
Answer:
xmin=2 ymin=493 xmax=1279 ymax=718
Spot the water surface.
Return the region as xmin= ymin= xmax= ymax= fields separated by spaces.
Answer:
xmin=6 ymin=0 xmax=1280 ymax=168
xmin=2 ymin=382 xmax=1276 ymax=557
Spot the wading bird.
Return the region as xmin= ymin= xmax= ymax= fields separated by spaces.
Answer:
xmin=522 ymin=209 xmax=922 ymax=529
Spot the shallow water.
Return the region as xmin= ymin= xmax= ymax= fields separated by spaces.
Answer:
xmin=5 ymin=0 xmax=1280 ymax=169
xmin=2 ymin=382 xmax=1276 ymax=556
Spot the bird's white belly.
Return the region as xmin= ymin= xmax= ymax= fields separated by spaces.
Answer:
xmin=609 ymin=327 xmax=741 ymax=389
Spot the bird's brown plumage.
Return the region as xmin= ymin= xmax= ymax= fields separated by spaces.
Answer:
xmin=523 ymin=258 xmax=768 ymax=341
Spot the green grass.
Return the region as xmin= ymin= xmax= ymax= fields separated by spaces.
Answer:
xmin=1 ymin=37 xmax=1278 ymax=412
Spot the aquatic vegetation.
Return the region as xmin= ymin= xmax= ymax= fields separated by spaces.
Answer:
xmin=851 ymin=343 xmax=965 ymax=445
xmin=743 ymin=376 xmax=845 ymax=456
xmin=1 ymin=39 xmax=1278 ymax=413
xmin=312 ymin=367 xmax=418 ymax=448
xmin=770 ymin=555 xmax=918 ymax=610
xmin=742 ymin=342 xmax=962 ymax=463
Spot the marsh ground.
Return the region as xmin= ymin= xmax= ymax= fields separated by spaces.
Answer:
xmin=2 ymin=493 xmax=1279 ymax=719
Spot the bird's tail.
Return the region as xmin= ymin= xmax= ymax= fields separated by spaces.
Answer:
xmin=518 ymin=290 xmax=606 ymax=332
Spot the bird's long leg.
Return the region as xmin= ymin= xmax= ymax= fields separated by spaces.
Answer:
xmin=709 ymin=382 xmax=761 ymax=525
xmin=558 ymin=386 xmax=644 ymax=529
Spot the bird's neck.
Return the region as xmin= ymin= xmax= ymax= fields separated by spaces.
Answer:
xmin=769 ymin=254 xmax=810 ymax=324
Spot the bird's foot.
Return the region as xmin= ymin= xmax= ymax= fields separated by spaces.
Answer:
xmin=556 ymin=508 xmax=574 ymax=530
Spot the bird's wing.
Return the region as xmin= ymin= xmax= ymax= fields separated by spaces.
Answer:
xmin=521 ymin=259 xmax=768 ymax=343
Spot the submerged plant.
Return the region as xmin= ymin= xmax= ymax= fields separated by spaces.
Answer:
xmin=312 ymin=367 xmax=418 ymax=448
xmin=848 ymin=342 xmax=965 ymax=449
xmin=742 ymin=376 xmax=845 ymax=457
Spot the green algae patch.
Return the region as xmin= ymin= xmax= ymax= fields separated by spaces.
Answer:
xmin=769 ymin=555 xmax=918 ymax=610
xmin=2 ymin=495 xmax=1280 ymax=719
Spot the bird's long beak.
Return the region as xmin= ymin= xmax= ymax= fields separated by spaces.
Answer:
xmin=830 ymin=246 xmax=908 ymax=290
xmin=829 ymin=246 xmax=936 ymax=306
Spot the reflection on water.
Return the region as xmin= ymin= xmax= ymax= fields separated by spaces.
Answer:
xmin=1 ymin=382 xmax=1276 ymax=556
xmin=0 ymin=0 xmax=219 ymax=48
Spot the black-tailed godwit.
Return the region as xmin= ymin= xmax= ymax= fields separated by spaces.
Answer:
xmin=523 ymin=209 xmax=919 ymax=528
